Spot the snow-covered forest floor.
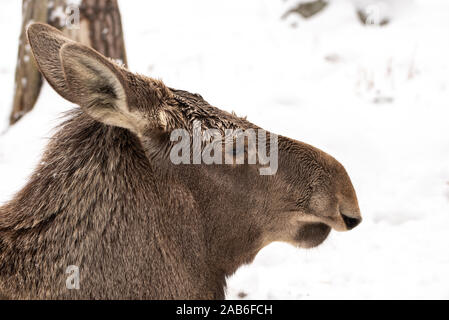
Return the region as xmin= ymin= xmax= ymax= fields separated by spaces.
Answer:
xmin=0 ymin=0 xmax=448 ymax=299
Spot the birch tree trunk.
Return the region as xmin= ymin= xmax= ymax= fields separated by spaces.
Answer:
xmin=10 ymin=0 xmax=127 ymax=125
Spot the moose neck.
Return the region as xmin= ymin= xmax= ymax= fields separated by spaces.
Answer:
xmin=169 ymin=164 xmax=268 ymax=281
xmin=0 ymin=110 xmax=236 ymax=299
xmin=140 ymin=129 xmax=269 ymax=284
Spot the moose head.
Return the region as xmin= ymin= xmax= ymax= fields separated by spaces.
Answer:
xmin=0 ymin=23 xmax=361 ymax=299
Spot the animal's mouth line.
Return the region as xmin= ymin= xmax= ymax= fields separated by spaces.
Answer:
xmin=291 ymin=210 xmax=349 ymax=232
xmin=292 ymin=210 xmax=333 ymax=226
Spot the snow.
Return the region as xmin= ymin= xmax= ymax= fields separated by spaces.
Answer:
xmin=1 ymin=0 xmax=448 ymax=299
xmin=50 ymin=6 xmax=66 ymax=24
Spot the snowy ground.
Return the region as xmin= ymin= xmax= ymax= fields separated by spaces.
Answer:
xmin=1 ymin=0 xmax=448 ymax=299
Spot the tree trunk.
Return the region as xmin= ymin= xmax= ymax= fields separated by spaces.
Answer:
xmin=10 ymin=0 xmax=47 ymax=125
xmin=10 ymin=0 xmax=127 ymax=125
xmin=78 ymin=0 xmax=128 ymax=66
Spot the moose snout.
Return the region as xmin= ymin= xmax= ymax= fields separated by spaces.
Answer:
xmin=337 ymin=194 xmax=362 ymax=231
xmin=325 ymin=209 xmax=362 ymax=232
xmin=341 ymin=212 xmax=362 ymax=230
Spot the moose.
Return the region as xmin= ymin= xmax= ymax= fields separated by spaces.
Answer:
xmin=0 ymin=23 xmax=361 ymax=299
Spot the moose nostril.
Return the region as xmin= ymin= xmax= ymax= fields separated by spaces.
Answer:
xmin=341 ymin=214 xmax=361 ymax=230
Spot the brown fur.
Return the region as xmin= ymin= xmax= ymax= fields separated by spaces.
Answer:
xmin=0 ymin=23 xmax=361 ymax=299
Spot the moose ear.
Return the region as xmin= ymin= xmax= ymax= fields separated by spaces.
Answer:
xmin=27 ymin=23 xmax=76 ymax=103
xmin=59 ymin=43 xmax=137 ymax=132
xmin=27 ymin=23 xmax=141 ymax=133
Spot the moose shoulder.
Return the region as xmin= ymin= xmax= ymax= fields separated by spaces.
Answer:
xmin=0 ymin=23 xmax=361 ymax=299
